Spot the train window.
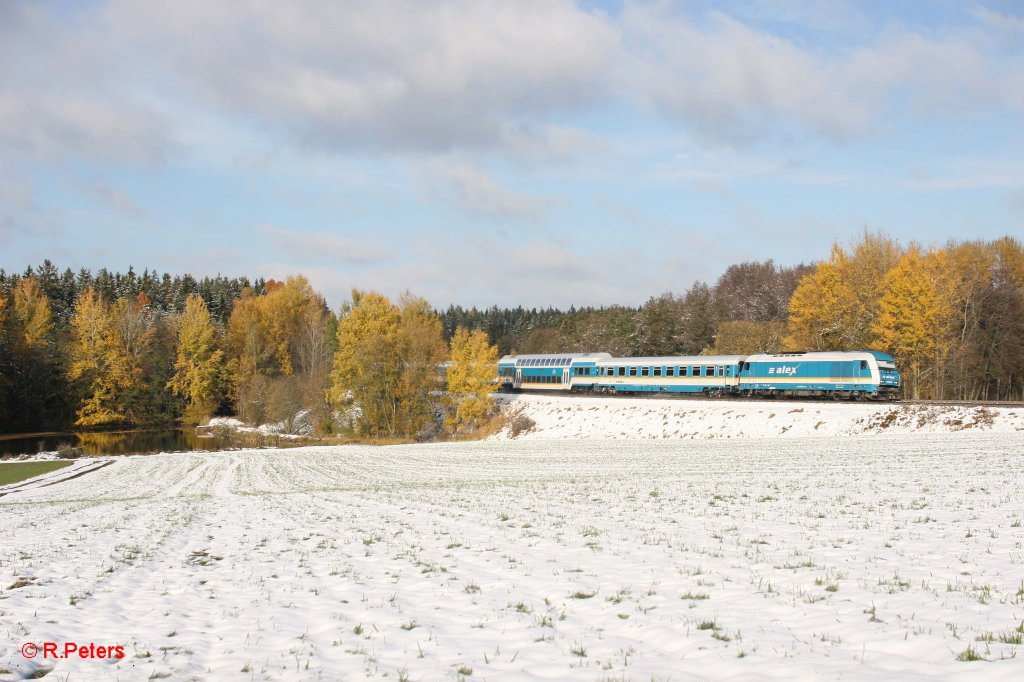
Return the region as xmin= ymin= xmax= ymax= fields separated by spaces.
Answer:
xmin=860 ymin=360 xmax=868 ymax=370
xmin=653 ymin=367 xmax=662 ymax=376
xmin=705 ymin=366 xmax=714 ymax=376
xmin=743 ymin=362 xmax=750 ymax=370
xmin=717 ymin=366 xmax=724 ymax=377
xmin=641 ymin=367 xmax=649 ymax=376
xmin=618 ymin=367 xmax=625 ymax=376
xmin=693 ymin=366 xmax=701 ymax=377
xmin=679 ymin=366 xmax=687 ymax=376
xmin=666 ymin=367 xmax=674 ymax=377
xmin=629 ymin=367 xmax=637 ymax=376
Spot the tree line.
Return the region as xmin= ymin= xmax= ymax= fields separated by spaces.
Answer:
xmin=0 ymin=270 xmax=496 ymax=436
xmin=440 ymin=233 xmax=1024 ymax=401
xmin=1 ymin=232 xmax=1022 ymax=435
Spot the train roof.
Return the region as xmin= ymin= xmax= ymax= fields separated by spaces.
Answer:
xmin=499 ymin=352 xmax=612 ymax=365
xmin=746 ymin=351 xmax=882 ymax=362
xmin=597 ymin=355 xmax=747 ymax=365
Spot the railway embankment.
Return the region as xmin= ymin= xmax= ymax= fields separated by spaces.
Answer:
xmin=492 ymin=393 xmax=1024 ymax=440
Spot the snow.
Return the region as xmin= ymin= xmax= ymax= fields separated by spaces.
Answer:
xmin=205 ymin=412 xmax=312 ymax=439
xmin=2 ymin=429 xmax=1023 ymax=680
xmin=492 ymin=393 xmax=1024 ymax=440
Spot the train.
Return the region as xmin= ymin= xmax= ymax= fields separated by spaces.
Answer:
xmin=497 ymin=350 xmax=902 ymax=400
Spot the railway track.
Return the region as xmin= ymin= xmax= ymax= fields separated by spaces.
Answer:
xmin=900 ymin=399 xmax=1024 ymax=409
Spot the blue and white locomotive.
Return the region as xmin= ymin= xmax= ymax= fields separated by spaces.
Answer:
xmin=498 ymin=350 xmax=901 ymax=400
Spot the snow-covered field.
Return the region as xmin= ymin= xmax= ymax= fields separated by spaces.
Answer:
xmin=494 ymin=393 xmax=1024 ymax=440
xmin=2 ymin=434 xmax=1023 ymax=680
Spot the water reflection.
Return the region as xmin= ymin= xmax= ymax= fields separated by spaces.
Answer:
xmin=0 ymin=429 xmax=235 ymax=457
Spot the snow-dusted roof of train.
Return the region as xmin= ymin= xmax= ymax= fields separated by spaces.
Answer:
xmin=499 ymin=352 xmax=612 ymax=363
xmin=597 ymin=355 xmax=747 ymax=364
xmin=746 ymin=351 xmax=879 ymax=361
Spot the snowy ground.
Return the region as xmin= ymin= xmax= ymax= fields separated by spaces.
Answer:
xmin=2 ymin=433 xmax=1023 ymax=680
xmin=493 ymin=393 xmax=1024 ymax=440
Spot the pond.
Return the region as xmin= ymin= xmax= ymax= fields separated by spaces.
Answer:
xmin=0 ymin=428 xmax=236 ymax=457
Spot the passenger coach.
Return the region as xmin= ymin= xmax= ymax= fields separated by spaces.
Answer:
xmin=592 ymin=356 xmax=745 ymax=395
xmin=497 ymin=353 xmax=612 ymax=391
xmin=498 ymin=350 xmax=901 ymax=400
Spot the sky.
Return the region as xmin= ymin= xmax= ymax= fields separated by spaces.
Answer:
xmin=1 ymin=0 xmax=1023 ymax=309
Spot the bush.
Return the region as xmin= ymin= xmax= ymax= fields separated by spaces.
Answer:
xmin=508 ymin=415 xmax=536 ymax=439
xmin=56 ymin=442 xmax=83 ymax=459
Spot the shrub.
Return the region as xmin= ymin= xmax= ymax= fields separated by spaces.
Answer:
xmin=56 ymin=442 xmax=83 ymax=459
xmin=508 ymin=415 xmax=536 ymax=439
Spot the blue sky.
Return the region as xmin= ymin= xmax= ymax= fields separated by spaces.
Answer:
xmin=2 ymin=1 xmax=1022 ymax=308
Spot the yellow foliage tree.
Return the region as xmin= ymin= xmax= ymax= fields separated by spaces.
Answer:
xmin=445 ymin=327 xmax=499 ymax=434
xmin=329 ymin=291 xmax=447 ymax=438
xmin=11 ymin=277 xmax=52 ymax=347
xmin=168 ymin=294 xmax=225 ymax=422
xmin=0 ymin=293 xmax=8 ymax=415
xmin=874 ymin=246 xmax=955 ymax=399
xmin=787 ymin=232 xmax=902 ymax=350
xmin=395 ymin=295 xmax=447 ymax=437
xmin=786 ymin=252 xmax=845 ymax=350
xmin=224 ymin=276 xmax=323 ymax=422
xmin=329 ymin=291 xmax=406 ymax=436
xmin=67 ymin=288 xmax=132 ymax=426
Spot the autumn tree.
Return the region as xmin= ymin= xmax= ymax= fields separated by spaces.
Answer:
xmin=949 ymin=238 xmax=1024 ymax=399
xmin=786 ymin=253 xmax=845 ymax=350
xmin=0 ymin=292 xmax=9 ymax=428
xmin=0 ymin=277 xmax=64 ymax=430
xmin=446 ymin=327 xmax=499 ymax=435
xmin=168 ymin=293 xmax=225 ymax=422
xmin=330 ymin=291 xmax=406 ymax=436
xmin=11 ymin=277 xmax=53 ymax=347
xmin=874 ymin=247 xmax=955 ymax=399
xmin=788 ymin=232 xmax=903 ymax=350
xmin=68 ymin=288 xmax=132 ymax=426
xmin=224 ymin=275 xmax=325 ymax=424
xmin=329 ymin=291 xmax=446 ymax=438
xmin=395 ymin=295 xmax=447 ymax=438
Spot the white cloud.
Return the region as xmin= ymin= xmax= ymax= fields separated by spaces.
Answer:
xmin=258 ymin=224 xmax=388 ymax=265
xmin=424 ymin=161 xmax=556 ymax=220
xmin=75 ymin=179 xmax=149 ymax=221
xmin=619 ymin=5 xmax=1019 ymax=145
xmin=0 ymin=163 xmax=32 ymax=208
xmin=100 ymin=0 xmax=619 ymax=154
